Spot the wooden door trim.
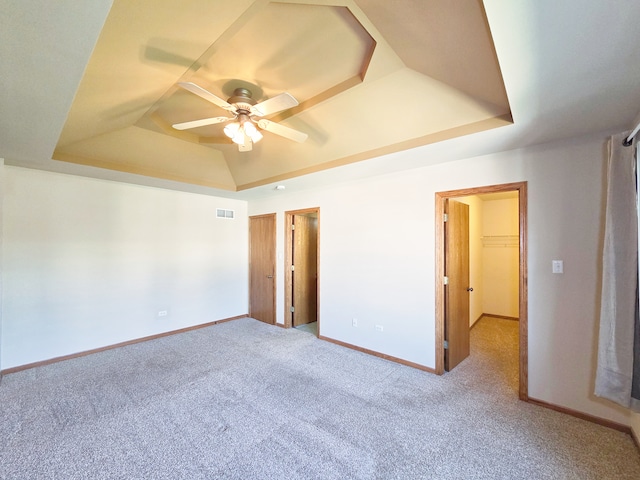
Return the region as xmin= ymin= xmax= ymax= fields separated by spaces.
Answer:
xmin=249 ymin=213 xmax=276 ymax=325
xmin=284 ymin=208 xmax=320 ymax=330
xmin=435 ymin=181 xmax=528 ymax=400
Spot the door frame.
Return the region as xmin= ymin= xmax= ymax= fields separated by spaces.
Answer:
xmin=435 ymin=181 xmax=528 ymax=400
xmin=284 ymin=207 xmax=320 ymax=330
xmin=249 ymin=213 xmax=277 ymax=325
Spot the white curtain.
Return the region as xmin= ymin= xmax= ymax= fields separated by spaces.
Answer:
xmin=595 ymin=131 xmax=640 ymax=412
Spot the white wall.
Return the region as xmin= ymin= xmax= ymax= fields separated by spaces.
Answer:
xmin=248 ymin=131 xmax=632 ymax=425
xmin=1 ymin=166 xmax=248 ymax=369
xmin=482 ymin=198 xmax=519 ymax=318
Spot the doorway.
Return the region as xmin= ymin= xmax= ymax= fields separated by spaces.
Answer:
xmin=284 ymin=208 xmax=319 ymax=334
xmin=249 ymin=214 xmax=276 ymax=325
xmin=435 ymin=182 xmax=528 ymax=400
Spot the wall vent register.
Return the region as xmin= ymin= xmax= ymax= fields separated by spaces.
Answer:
xmin=216 ymin=209 xmax=235 ymax=219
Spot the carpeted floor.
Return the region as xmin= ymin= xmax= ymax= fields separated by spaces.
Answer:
xmin=1 ymin=316 xmax=639 ymax=479
xmin=295 ymin=321 xmax=318 ymax=336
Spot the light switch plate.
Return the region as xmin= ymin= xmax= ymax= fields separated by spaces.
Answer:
xmin=552 ymin=260 xmax=563 ymax=274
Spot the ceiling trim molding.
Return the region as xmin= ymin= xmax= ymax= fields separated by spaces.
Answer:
xmin=236 ymin=112 xmax=513 ymax=190
xmin=52 ymin=150 xmax=237 ymax=191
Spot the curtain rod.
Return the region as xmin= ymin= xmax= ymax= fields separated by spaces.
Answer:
xmin=623 ymin=110 xmax=640 ymax=146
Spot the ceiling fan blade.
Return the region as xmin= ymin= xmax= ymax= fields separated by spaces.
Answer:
xmin=252 ymin=93 xmax=299 ymax=117
xmin=257 ymin=119 xmax=308 ymax=143
xmin=172 ymin=116 xmax=233 ymax=131
xmin=177 ymin=82 xmax=236 ymax=112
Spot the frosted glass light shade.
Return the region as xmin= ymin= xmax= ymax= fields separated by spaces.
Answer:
xmin=224 ymin=122 xmax=240 ymax=138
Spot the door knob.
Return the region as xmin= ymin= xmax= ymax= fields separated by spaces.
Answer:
xmin=267 ymin=275 xmax=273 ymax=279
xmin=467 ymin=287 xmax=473 ymax=292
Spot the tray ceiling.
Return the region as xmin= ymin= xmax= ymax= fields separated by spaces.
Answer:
xmin=53 ymin=0 xmax=511 ymax=191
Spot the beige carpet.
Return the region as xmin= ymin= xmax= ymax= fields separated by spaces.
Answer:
xmin=1 ymin=316 xmax=639 ymax=479
xmin=470 ymin=315 xmax=520 ymax=394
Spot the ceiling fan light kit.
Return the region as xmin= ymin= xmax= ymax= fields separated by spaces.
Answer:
xmin=223 ymin=114 xmax=263 ymax=146
xmin=172 ymin=82 xmax=307 ymax=152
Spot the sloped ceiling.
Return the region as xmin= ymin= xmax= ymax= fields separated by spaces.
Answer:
xmin=52 ymin=0 xmax=511 ymax=191
xmin=3 ymin=1 xmax=640 ymax=200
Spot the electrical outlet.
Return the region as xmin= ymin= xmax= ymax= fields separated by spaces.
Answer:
xmin=375 ymin=325 xmax=383 ymax=332
xmin=352 ymin=318 xmax=358 ymax=327
xmin=158 ymin=310 xmax=168 ymax=317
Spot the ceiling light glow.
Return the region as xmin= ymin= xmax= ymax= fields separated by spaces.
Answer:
xmin=224 ymin=117 xmax=262 ymax=147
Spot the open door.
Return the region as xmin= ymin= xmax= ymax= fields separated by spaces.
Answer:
xmin=444 ymin=199 xmax=471 ymax=371
xmin=249 ymin=214 xmax=276 ymax=325
xmin=292 ymin=214 xmax=318 ymax=327
xmin=285 ymin=208 xmax=319 ymax=331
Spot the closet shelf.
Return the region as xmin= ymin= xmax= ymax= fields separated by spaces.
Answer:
xmin=481 ymin=235 xmax=519 ymax=247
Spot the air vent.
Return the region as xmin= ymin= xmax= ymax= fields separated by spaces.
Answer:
xmin=216 ymin=208 xmax=235 ymax=219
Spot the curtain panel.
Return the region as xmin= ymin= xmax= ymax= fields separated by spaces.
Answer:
xmin=595 ymin=131 xmax=640 ymax=412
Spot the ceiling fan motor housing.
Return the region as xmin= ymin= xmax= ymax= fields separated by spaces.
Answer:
xmin=171 ymin=82 xmax=308 ymax=148
xmin=228 ymin=88 xmax=257 ymax=110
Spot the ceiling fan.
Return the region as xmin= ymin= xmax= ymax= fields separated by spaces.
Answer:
xmin=172 ymin=82 xmax=308 ymax=152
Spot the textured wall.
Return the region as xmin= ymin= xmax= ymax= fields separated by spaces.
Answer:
xmin=2 ymin=167 xmax=248 ymax=368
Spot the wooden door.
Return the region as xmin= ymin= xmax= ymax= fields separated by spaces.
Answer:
xmin=292 ymin=214 xmax=318 ymax=326
xmin=249 ymin=214 xmax=276 ymax=325
xmin=445 ymin=199 xmax=470 ymax=371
